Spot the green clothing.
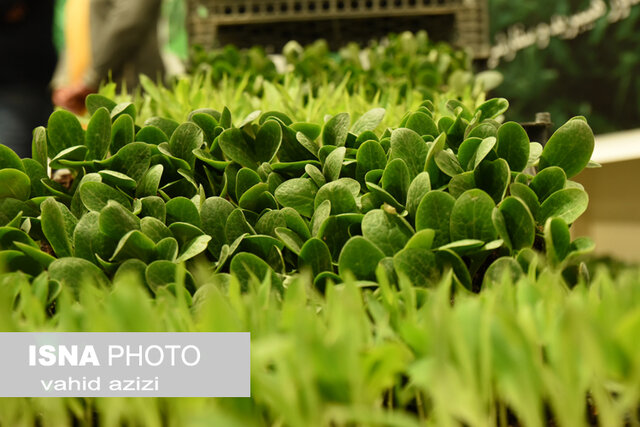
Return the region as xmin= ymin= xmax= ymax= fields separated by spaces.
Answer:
xmin=85 ymin=0 xmax=164 ymax=88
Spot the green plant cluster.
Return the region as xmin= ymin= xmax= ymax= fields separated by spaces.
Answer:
xmin=190 ymin=44 xmax=279 ymax=83
xmin=282 ymin=32 xmax=471 ymax=98
xmin=2 ymin=263 xmax=640 ymax=426
xmin=132 ymin=31 xmax=499 ymax=128
xmin=0 ymin=26 xmax=632 ymax=427
xmin=0 ymin=90 xmax=596 ymax=297
xmin=190 ymin=31 xmax=472 ymax=99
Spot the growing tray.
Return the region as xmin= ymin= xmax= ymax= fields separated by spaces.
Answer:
xmin=186 ymin=0 xmax=490 ymax=58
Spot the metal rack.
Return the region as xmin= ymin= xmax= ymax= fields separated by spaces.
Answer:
xmin=187 ymin=0 xmax=490 ymax=59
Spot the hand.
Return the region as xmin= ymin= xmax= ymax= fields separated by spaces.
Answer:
xmin=52 ymin=84 xmax=96 ymax=115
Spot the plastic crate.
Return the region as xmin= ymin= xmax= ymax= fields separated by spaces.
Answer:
xmin=187 ymin=0 xmax=489 ymax=58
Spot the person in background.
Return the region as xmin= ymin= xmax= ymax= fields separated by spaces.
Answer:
xmin=0 ymin=0 xmax=57 ymax=158
xmin=54 ymin=0 xmax=164 ymax=114
xmin=52 ymin=0 xmax=92 ymax=92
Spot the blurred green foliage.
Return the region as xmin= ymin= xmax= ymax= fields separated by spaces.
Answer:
xmin=490 ymin=0 xmax=640 ymax=133
xmin=189 ymin=32 xmax=476 ymax=103
xmin=53 ymin=0 xmax=67 ymax=53
xmin=131 ymin=31 xmax=501 ymax=128
xmin=1 ymin=266 xmax=640 ymax=426
xmin=162 ymin=0 xmax=189 ymax=60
